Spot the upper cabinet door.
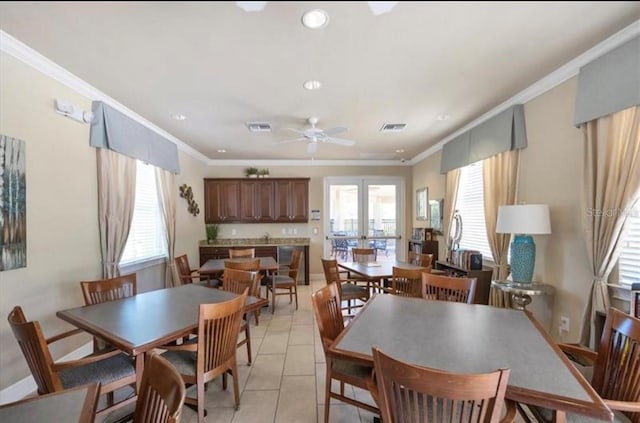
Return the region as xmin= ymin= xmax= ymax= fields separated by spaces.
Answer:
xmin=239 ymin=180 xmax=275 ymax=222
xmin=204 ymin=179 xmax=240 ymax=223
xmin=256 ymin=181 xmax=276 ymax=222
xmin=275 ymin=179 xmax=309 ymax=222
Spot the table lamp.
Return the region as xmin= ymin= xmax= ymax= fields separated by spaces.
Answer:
xmin=496 ymin=204 xmax=551 ymax=283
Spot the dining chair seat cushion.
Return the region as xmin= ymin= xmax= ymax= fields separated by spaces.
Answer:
xmin=530 ymin=405 xmax=631 ymax=423
xmin=341 ymin=283 xmax=368 ymax=296
xmin=161 ymin=350 xmax=197 ymax=377
xmin=270 ymin=275 xmax=295 ymax=286
xmin=59 ymin=353 xmax=135 ymax=389
xmin=331 ymin=357 xmax=372 ymax=380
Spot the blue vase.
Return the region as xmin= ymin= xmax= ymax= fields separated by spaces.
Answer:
xmin=510 ymin=235 xmax=535 ymax=283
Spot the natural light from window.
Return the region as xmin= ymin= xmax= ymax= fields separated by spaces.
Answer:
xmin=619 ymin=200 xmax=640 ymax=286
xmin=454 ymin=162 xmax=494 ymax=262
xmin=120 ymin=162 xmax=166 ymax=266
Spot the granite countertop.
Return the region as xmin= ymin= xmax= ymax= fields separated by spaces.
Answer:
xmin=200 ymin=237 xmax=310 ymax=247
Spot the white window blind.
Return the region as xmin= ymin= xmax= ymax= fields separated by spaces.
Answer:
xmin=454 ymin=162 xmax=494 ymax=262
xmin=120 ymin=162 xmax=166 ymax=266
xmin=619 ymin=201 xmax=640 ymax=286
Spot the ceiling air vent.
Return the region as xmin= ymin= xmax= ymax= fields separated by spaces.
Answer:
xmin=380 ymin=123 xmax=406 ymax=132
xmin=246 ymin=122 xmax=271 ymax=132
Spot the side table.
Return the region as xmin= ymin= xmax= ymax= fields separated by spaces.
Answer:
xmin=491 ymin=280 xmax=555 ymax=311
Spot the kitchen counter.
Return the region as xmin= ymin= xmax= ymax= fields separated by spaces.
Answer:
xmin=200 ymin=237 xmax=310 ymax=247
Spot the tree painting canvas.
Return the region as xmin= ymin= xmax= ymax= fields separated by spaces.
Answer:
xmin=0 ymin=135 xmax=26 ymax=271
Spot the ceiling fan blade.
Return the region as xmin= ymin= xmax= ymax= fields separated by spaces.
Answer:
xmin=325 ymin=137 xmax=356 ymax=146
xmin=307 ymin=142 xmax=318 ymax=154
xmin=277 ymin=137 xmax=306 ymax=144
xmin=322 ymin=126 xmax=348 ymax=136
xmin=285 ymin=128 xmax=305 ymax=134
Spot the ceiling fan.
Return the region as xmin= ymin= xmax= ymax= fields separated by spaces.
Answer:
xmin=280 ymin=117 xmax=356 ymax=154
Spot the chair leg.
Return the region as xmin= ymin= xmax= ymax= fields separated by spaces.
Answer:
xmin=324 ymin=364 xmax=332 ymax=423
xmin=222 ymin=372 xmax=227 ymax=390
xmin=245 ymin=322 xmax=252 ymax=366
xmin=197 ymin=380 xmax=205 ymax=423
xmin=294 ymin=286 xmax=298 ymax=310
xmin=254 ymin=309 xmax=260 ymax=325
xmin=232 ymin=359 xmax=240 ymax=411
xmin=289 ymin=287 xmax=293 ymax=304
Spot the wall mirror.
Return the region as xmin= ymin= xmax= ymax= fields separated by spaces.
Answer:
xmin=416 ymin=187 xmax=428 ymax=221
xmin=429 ymin=199 xmax=444 ymax=234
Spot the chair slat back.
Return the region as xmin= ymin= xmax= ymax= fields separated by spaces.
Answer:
xmin=422 ymin=273 xmax=477 ymax=304
xmin=287 ymin=249 xmax=303 ymax=279
xmin=224 ymin=258 xmax=260 ymax=271
xmin=592 ymin=308 xmax=640 ymax=423
xmin=311 ymin=283 xmax=344 ymax=353
xmin=321 ymin=258 xmax=344 ymax=297
xmin=373 ymin=347 xmax=510 ymax=423
xmin=352 ymin=248 xmax=376 ymax=263
xmin=80 ymin=274 xmax=137 ymax=305
xmin=175 ymin=255 xmax=193 ymax=284
xmin=222 ymin=269 xmax=261 ymax=297
xmin=7 ymin=306 xmax=62 ymax=394
xmin=229 ymin=248 xmax=255 ymax=258
xmin=408 ymin=251 xmax=433 ymax=267
xmin=133 ymin=352 xmax=186 ymax=423
xmin=390 ymin=267 xmax=424 ymax=298
xmin=197 ymin=291 xmax=247 ymax=375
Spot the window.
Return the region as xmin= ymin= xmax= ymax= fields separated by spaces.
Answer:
xmin=453 ymin=162 xmax=494 ymax=262
xmin=619 ymin=201 xmax=640 ymax=286
xmin=119 ymin=162 xmax=166 ymax=266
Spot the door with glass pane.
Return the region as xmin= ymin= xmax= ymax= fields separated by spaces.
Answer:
xmin=325 ymin=177 xmax=403 ymax=263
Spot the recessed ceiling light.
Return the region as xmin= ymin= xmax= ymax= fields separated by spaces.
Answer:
xmin=172 ymin=114 xmax=186 ymax=121
xmin=303 ymin=80 xmax=322 ymax=90
xmin=302 ymin=9 xmax=329 ymax=29
xmin=217 ymin=149 xmax=227 ymax=153
xmin=436 ymin=114 xmax=451 ymax=121
xmin=395 ymin=149 xmax=404 ymax=153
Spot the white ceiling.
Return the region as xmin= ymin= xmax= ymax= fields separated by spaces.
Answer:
xmin=1 ymin=2 xmax=639 ymax=164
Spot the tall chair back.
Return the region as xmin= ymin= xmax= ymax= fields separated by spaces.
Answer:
xmin=229 ymin=248 xmax=255 ymax=258
xmin=224 ymin=258 xmax=260 ymax=271
xmin=311 ymin=283 xmax=344 ymax=351
xmin=80 ymin=273 xmax=137 ymax=306
xmin=352 ymin=248 xmax=376 ymax=263
xmin=373 ymin=347 xmax=510 ymax=423
xmin=133 ymin=352 xmax=185 ymax=423
xmin=408 ymin=251 xmax=433 ymax=267
xmin=223 ymin=269 xmax=261 ymax=297
xmin=422 ymin=272 xmax=477 ymax=304
xmin=389 ymin=267 xmax=423 ymax=298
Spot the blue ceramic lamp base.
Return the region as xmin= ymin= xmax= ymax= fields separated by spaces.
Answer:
xmin=510 ymin=235 xmax=535 ymax=283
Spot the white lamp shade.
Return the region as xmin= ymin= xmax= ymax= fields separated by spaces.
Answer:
xmin=496 ymin=204 xmax=551 ymax=235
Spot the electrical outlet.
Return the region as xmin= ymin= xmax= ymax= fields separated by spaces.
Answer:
xmin=559 ymin=316 xmax=570 ymax=333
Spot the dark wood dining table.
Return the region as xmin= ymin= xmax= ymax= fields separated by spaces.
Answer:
xmin=330 ymin=294 xmax=613 ymax=423
xmin=338 ymin=260 xmax=433 ymax=292
xmin=57 ymin=284 xmax=267 ymax=388
xmin=0 ymin=383 xmax=100 ymax=423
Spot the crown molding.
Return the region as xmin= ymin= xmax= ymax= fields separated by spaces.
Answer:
xmin=0 ymin=30 xmax=209 ymax=164
xmin=206 ymin=159 xmax=410 ymax=167
xmin=410 ymin=18 xmax=640 ymax=166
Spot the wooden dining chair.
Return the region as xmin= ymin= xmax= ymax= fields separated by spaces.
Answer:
xmin=408 ymin=251 xmax=433 ymax=267
xmin=175 ymin=254 xmax=214 ymax=287
xmin=133 ymin=352 xmax=185 ymax=423
xmin=371 ymin=346 xmax=514 ymax=423
xmin=526 ymin=307 xmax=640 ymax=423
xmin=352 ymin=247 xmax=377 ymax=263
xmin=161 ymin=291 xmax=248 ymax=423
xmin=222 ymin=268 xmax=261 ymax=365
xmin=80 ymin=273 xmax=137 ymax=352
xmin=421 ymin=272 xmax=477 ymax=304
xmin=387 ymin=266 xmax=424 ymax=298
xmin=229 ymin=248 xmax=255 ymax=258
xmin=311 ymin=283 xmax=380 ymax=423
xmin=321 ymin=258 xmax=370 ymax=313
xmin=265 ymin=249 xmax=302 ymax=311
xmin=223 ymin=258 xmax=260 ymax=271
xmin=7 ymin=306 xmax=137 ymax=419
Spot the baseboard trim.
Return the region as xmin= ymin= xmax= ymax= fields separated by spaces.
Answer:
xmin=0 ymin=342 xmax=93 ymax=405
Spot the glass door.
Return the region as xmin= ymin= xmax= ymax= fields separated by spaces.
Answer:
xmin=325 ymin=177 xmax=403 ymax=263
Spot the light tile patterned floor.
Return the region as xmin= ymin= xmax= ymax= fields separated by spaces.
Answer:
xmin=102 ymin=277 xmax=528 ymax=423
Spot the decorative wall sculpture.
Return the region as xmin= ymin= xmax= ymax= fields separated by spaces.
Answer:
xmin=0 ymin=135 xmax=27 ymax=271
xmin=179 ymin=184 xmax=199 ymax=216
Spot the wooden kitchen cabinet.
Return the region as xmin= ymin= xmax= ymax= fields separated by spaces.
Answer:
xmin=205 ymin=178 xmax=308 ymax=223
xmin=274 ymin=179 xmax=309 ymax=222
xmin=204 ymin=179 xmax=240 ymax=223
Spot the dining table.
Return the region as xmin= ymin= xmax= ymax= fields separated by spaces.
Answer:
xmin=329 ymin=294 xmax=613 ymax=423
xmin=0 ymin=383 xmax=100 ymax=423
xmin=57 ymin=284 xmax=268 ymax=389
xmin=338 ymin=260 xmax=431 ymax=292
